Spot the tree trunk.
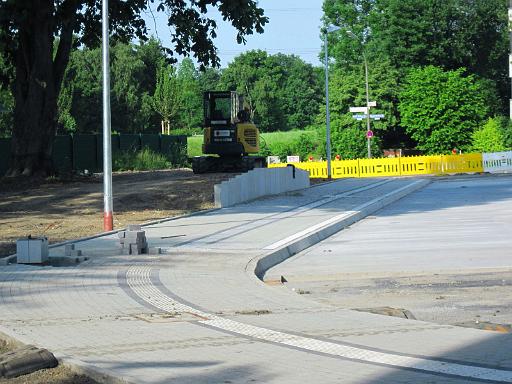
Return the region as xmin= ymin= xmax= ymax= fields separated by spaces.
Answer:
xmin=7 ymin=0 xmax=74 ymax=177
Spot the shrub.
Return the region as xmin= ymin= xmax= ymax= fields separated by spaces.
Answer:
xmin=293 ymin=133 xmax=319 ymax=161
xmin=113 ymin=148 xmax=170 ymax=171
xmin=471 ymin=118 xmax=506 ymax=153
xmin=399 ymin=66 xmax=488 ymax=153
xmin=331 ymin=127 xmax=382 ymax=160
xmin=166 ymin=142 xmax=189 ymax=168
xmin=269 ymin=141 xmax=296 ymax=162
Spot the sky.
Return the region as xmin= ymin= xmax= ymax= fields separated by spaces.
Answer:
xmin=142 ymin=0 xmax=325 ymax=68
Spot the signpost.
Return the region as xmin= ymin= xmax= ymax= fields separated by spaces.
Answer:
xmin=349 ymin=101 xmax=382 ymax=158
xmin=352 ymin=114 xmax=385 ymax=121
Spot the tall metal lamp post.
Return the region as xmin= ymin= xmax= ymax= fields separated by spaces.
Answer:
xmin=102 ymin=0 xmax=113 ymax=231
xmin=324 ymin=25 xmax=340 ymax=179
xmin=347 ymin=30 xmax=371 ymax=158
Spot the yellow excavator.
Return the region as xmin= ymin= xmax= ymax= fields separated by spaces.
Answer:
xmin=191 ymin=91 xmax=267 ymax=174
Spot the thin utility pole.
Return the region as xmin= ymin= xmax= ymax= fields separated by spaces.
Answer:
xmin=324 ymin=32 xmax=332 ymax=179
xmin=102 ymin=0 xmax=113 ymax=231
xmin=363 ymin=52 xmax=371 ymax=159
xmin=509 ymin=0 xmax=512 ymax=119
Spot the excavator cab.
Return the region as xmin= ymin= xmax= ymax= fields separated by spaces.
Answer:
xmin=192 ymin=91 xmax=265 ymax=173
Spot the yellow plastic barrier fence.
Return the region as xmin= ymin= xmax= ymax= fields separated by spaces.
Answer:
xmin=268 ymin=153 xmax=484 ymax=179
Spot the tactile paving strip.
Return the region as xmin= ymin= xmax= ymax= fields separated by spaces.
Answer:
xmin=126 ymin=265 xmax=512 ymax=383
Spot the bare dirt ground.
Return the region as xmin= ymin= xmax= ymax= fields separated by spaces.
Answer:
xmin=0 ymin=365 xmax=99 ymax=384
xmin=0 ymin=169 xmax=232 ymax=257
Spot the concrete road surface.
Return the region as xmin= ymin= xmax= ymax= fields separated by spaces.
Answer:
xmin=1 ymin=176 xmax=511 ymax=384
xmin=267 ymin=174 xmax=512 ymax=328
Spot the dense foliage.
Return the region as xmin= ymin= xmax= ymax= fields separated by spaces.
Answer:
xmin=322 ymin=0 xmax=507 ymax=155
xmin=0 ymin=0 xmax=267 ymax=176
xmin=50 ymin=45 xmax=324 ymax=136
xmin=471 ymin=118 xmax=506 ymax=153
xmin=1 ymin=0 xmax=511 ymax=172
xmin=219 ymin=50 xmax=323 ymax=131
xmin=399 ymin=66 xmax=488 ymax=153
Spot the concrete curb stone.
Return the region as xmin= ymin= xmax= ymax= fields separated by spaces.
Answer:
xmin=246 ymin=178 xmax=431 ymax=280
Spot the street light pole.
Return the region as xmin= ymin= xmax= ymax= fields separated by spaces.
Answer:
xmin=509 ymin=0 xmax=512 ymax=120
xmin=102 ymin=0 xmax=113 ymax=231
xmin=324 ymin=25 xmax=340 ymax=179
xmin=363 ymin=52 xmax=371 ymax=159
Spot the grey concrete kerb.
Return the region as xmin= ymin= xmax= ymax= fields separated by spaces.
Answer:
xmin=246 ymin=178 xmax=431 ymax=280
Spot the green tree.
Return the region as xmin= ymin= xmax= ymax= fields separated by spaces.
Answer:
xmin=152 ymin=63 xmax=181 ymax=134
xmin=331 ymin=126 xmax=381 ymax=159
xmin=322 ymin=0 xmax=378 ymax=66
xmin=266 ymin=54 xmax=323 ymax=130
xmin=197 ymin=67 xmax=222 ymax=94
xmin=316 ymin=57 xmax=404 ymax=148
xmin=471 ymin=118 xmax=506 ymax=153
xmin=62 ymin=40 xmax=164 ymax=134
xmin=220 ymin=50 xmax=323 ymax=131
xmin=370 ymin=0 xmax=508 ymax=81
xmin=399 ymin=66 xmax=489 ymax=154
xmin=0 ymin=0 xmax=267 ymax=176
xmin=322 ymin=0 xmax=509 ymax=143
xmin=0 ymin=52 xmax=13 ymax=138
xmin=220 ymin=50 xmax=268 ymax=123
xmin=57 ymin=80 xmax=76 ymax=134
xmin=177 ymin=58 xmax=202 ymax=130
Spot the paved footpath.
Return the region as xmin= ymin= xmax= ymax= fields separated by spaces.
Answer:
xmin=1 ymin=177 xmax=511 ymax=384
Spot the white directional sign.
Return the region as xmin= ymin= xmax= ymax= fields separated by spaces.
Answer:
xmin=352 ymin=114 xmax=385 ymax=121
xmin=368 ymin=101 xmax=377 ymax=107
xmin=349 ymin=107 xmax=369 ymax=113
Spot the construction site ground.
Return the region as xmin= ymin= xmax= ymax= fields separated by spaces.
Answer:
xmin=0 ymin=169 xmax=229 ymax=384
xmin=0 ymin=169 xmax=231 ymax=258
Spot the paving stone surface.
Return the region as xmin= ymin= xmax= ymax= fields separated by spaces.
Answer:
xmin=1 ymin=177 xmax=511 ymax=384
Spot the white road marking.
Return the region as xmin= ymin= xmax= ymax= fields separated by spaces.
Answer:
xmin=126 ymin=265 xmax=512 ymax=383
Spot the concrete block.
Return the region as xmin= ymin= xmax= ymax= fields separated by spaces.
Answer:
xmin=128 ymin=243 xmax=142 ymax=253
xmin=213 ymin=167 xmax=311 ymax=208
xmin=214 ymin=184 xmax=222 ymax=208
xmin=16 ymin=237 xmax=49 ymax=264
xmin=64 ymin=244 xmax=75 ymax=256
xmin=148 ymin=247 xmax=162 ymax=255
xmin=230 ymin=177 xmax=241 ymax=206
xmin=124 ymin=231 xmax=145 ymax=242
xmin=127 ymin=224 xmax=142 ymax=231
xmin=129 ymin=243 xmax=148 ymax=255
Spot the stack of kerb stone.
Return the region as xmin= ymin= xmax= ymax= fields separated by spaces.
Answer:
xmin=119 ymin=224 xmax=148 ymax=255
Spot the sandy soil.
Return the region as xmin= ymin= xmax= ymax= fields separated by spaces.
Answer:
xmin=0 ymin=365 xmax=100 ymax=384
xmin=0 ymin=341 xmax=98 ymax=384
xmin=0 ymin=169 xmax=232 ymax=257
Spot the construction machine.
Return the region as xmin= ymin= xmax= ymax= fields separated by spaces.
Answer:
xmin=191 ymin=91 xmax=266 ymax=174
